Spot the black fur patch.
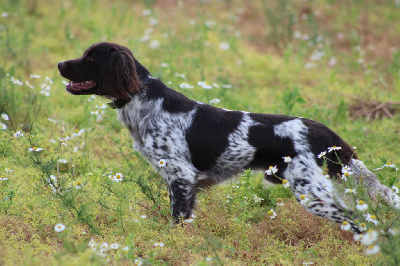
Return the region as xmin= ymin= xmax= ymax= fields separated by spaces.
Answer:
xmin=186 ymin=106 xmax=243 ymax=171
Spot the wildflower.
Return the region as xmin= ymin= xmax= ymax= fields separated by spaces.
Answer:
xmin=149 ymin=40 xmax=160 ymax=49
xmin=122 ymin=246 xmax=130 ymax=251
xmin=317 ymin=151 xmax=326 ymax=159
xmin=113 ymin=173 xmax=124 ymax=182
xmin=40 ymin=90 xmax=50 ymax=97
xmin=300 ymin=195 xmax=310 ymax=206
xmin=206 ymin=255 xmax=213 ymax=261
xmin=253 ymin=195 xmax=264 ymax=203
xmin=209 ymin=98 xmax=221 ymax=105
xmin=340 ymin=221 xmax=351 ymax=231
xmin=276 ymin=198 xmax=284 ymax=206
xmin=99 ymin=242 xmax=109 ymax=251
xmin=175 ymin=73 xmax=186 ymax=79
xmin=154 ymin=242 xmax=165 ymax=247
xmin=365 ymin=213 xmax=379 ymax=225
xmin=365 ymin=244 xmax=380 ymax=255
xmin=341 ymin=166 xmax=353 ymax=181
xmin=267 ymin=209 xmax=277 ymax=219
xmin=345 ymin=188 xmax=356 ymax=194
xmin=45 ymin=76 xmax=53 ymax=84
xmin=283 ymin=156 xmax=292 ymax=163
xmin=58 ymin=159 xmax=68 ymax=164
xmin=222 ymin=84 xmax=232 ymax=89
xmin=14 ymin=131 xmax=23 ymax=138
xmin=265 ymin=165 xmax=278 ymax=175
xmin=198 ymin=81 xmax=213 ymax=89
xmin=10 ymin=76 xmax=23 ymax=85
xmin=328 ymin=146 xmax=342 ymax=153
xmin=30 ymin=74 xmax=41 ymax=79
xmin=356 ymin=200 xmax=368 ymax=211
xmin=110 ymin=243 xmax=120 ymax=249
xmin=134 ymin=258 xmax=143 ymax=266
xmin=0 ymin=176 xmax=8 ymax=181
xmin=359 ymin=222 xmax=367 ymax=232
xmin=28 ymin=146 xmax=44 ymax=152
xmin=75 ymin=181 xmax=83 ymax=189
xmin=282 ymin=179 xmax=290 ymax=188
xmin=160 ymin=62 xmax=169 ymax=68
xmin=158 ymin=159 xmax=167 ymax=167
xmin=88 ymin=238 xmax=97 ymax=248
xmin=5 ymin=168 xmax=13 ymax=173
xmin=302 ymin=262 xmax=314 ymax=266
xmin=219 ymin=42 xmax=230 ymax=50
xmin=392 ymin=185 xmax=399 ymax=194
xmin=389 ymin=228 xmax=399 ymax=236
xmin=141 ymin=215 xmax=147 ymax=219
xmin=360 ymin=230 xmax=379 ymax=246
xmin=54 ymin=223 xmax=66 ymax=232
xmin=1 ymin=113 xmax=9 ymax=121
xmin=0 ymin=123 xmax=7 ymax=130
xmin=149 ymin=17 xmax=158 ymax=26
xmin=179 ymin=83 xmax=193 ymax=89
xmin=1 ymin=12 xmax=8 ymax=18
xmin=185 ymin=218 xmax=194 ymax=223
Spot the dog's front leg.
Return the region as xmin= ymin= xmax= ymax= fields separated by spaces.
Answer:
xmin=167 ymin=178 xmax=197 ymax=222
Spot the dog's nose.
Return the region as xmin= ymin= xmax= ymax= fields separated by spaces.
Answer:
xmin=58 ymin=61 xmax=66 ymax=71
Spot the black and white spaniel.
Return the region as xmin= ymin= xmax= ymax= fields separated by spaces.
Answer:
xmin=58 ymin=42 xmax=399 ymax=232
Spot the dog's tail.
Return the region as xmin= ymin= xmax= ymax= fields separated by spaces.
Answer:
xmin=349 ymin=159 xmax=400 ymax=209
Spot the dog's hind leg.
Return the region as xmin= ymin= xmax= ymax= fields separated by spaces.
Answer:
xmin=349 ymin=159 xmax=400 ymax=209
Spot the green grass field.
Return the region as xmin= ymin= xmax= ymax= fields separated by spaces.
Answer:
xmin=1 ymin=0 xmax=400 ymax=265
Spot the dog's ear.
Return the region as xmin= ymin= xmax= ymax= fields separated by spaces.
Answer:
xmin=100 ymin=49 xmax=141 ymax=99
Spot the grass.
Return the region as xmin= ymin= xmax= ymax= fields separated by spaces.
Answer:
xmin=0 ymin=0 xmax=400 ymax=265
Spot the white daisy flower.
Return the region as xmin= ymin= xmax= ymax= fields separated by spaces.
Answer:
xmin=28 ymin=147 xmax=43 ymax=152
xmin=179 ymin=83 xmax=193 ymax=89
xmin=134 ymin=258 xmax=143 ymax=265
xmin=75 ymin=181 xmax=83 ymax=189
xmin=122 ymin=246 xmax=130 ymax=251
xmin=113 ymin=173 xmax=124 ymax=182
xmin=158 ymin=159 xmax=167 ymax=168
xmin=0 ymin=122 xmax=7 ymax=130
xmin=88 ymin=238 xmax=97 ymax=248
xmin=365 ymin=213 xmax=379 ymax=225
xmin=300 ymin=195 xmax=310 ymax=206
xmin=58 ymin=159 xmax=68 ymax=164
xmin=340 ymin=221 xmax=351 ymax=231
xmin=54 ymin=223 xmax=66 ymax=232
xmin=267 ymin=209 xmax=277 ymax=219
xmin=265 ymin=165 xmax=278 ymax=175
xmin=356 ymin=200 xmax=368 ymax=211
xmin=209 ymin=98 xmax=221 ymax=105
xmin=283 ymin=156 xmax=292 ymax=163
xmin=219 ymin=42 xmax=230 ymax=50
xmin=345 ymin=188 xmax=356 ymax=194
xmin=1 ymin=113 xmax=9 ymax=121
xmin=110 ymin=243 xmax=120 ymax=249
xmin=99 ymin=242 xmax=109 ymax=252
xmin=0 ymin=176 xmax=8 ymax=181
xmin=282 ymin=179 xmax=290 ymax=188
xmin=276 ymin=198 xmax=284 ymax=207
xmin=360 ymin=230 xmax=379 ymax=246
xmin=317 ymin=151 xmax=326 ymax=159
xmin=14 ymin=131 xmax=24 ymax=138
xmin=359 ymin=222 xmax=367 ymax=232
xmin=365 ymin=244 xmax=380 ymax=255
xmin=328 ymin=146 xmax=342 ymax=153
xmin=154 ymin=242 xmax=165 ymax=247
xmin=30 ymin=74 xmax=41 ymax=79
xmin=392 ymin=185 xmax=399 ymax=194
xmin=206 ymin=255 xmax=213 ymax=261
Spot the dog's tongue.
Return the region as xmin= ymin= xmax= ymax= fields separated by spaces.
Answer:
xmin=67 ymin=81 xmax=96 ymax=91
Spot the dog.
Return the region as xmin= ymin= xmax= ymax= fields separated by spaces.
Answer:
xmin=58 ymin=42 xmax=399 ymax=232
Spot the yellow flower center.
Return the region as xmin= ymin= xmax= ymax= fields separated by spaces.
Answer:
xmin=344 ymin=172 xmax=349 ymax=177
xmin=358 ymin=200 xmax=365 ymax=205
xmin=75 ymin=129 xmax=79 ymax=133
xmin=342 ymin=221 xmax=348 ymax=226
xmin=269 ymin=166 xmax=274 ymax=170
xmin=360 ymin=222 xmax=366 ymax=227
xmin=300 ymin=195 xmax=306 ymax=200
xmin=116 ymin=175 xmax=121 ymax=179
xmin=32 ymin=146 xmax=37 ymax=150
xmin=282 ymin=179 xmax=288 ymax=185
xmin=370 ymin=215 xmax=376 ymax=220
xmin=367 ymin=245 xmax=375 ymax=250
xmin=267 ymin=210 xmax=274 ymax=216
xmin=277 ymin=198 xmax=283 ymax=203
xmin=76 ymin=181 xmax=81 ymax=186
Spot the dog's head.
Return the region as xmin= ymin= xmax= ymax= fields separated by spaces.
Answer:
xmin=58 ymin=42 xmax=141 ymax=99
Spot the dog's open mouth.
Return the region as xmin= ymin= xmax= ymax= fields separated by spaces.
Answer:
xmin=66 ymin=80 xmax=97 ymax=92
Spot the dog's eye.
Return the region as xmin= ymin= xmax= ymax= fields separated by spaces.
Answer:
xmin=86 ymin=56 xmax=95 ymax=62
